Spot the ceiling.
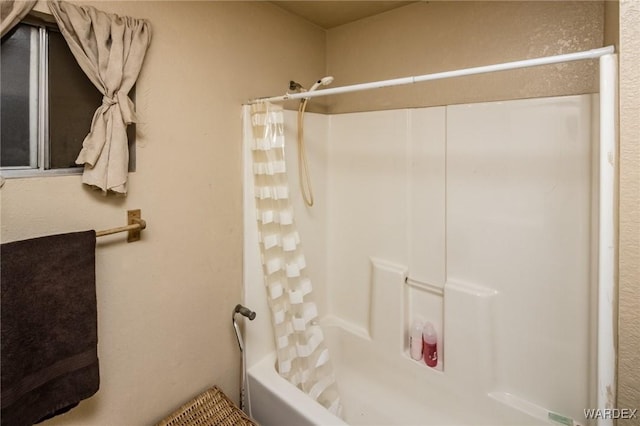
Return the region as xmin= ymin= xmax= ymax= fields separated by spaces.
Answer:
xmin=270 ymin=1 xmax=416 ymax=29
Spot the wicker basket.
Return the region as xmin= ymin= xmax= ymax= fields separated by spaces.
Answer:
xmin=157 ymin=386 xmax=257 ymax=426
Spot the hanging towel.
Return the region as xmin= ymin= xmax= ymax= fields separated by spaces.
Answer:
xmin=1 ymin=231 xmax=99 ymax=426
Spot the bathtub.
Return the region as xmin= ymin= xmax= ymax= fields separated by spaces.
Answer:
xmin=248 ymin=351 xmax=346 ymax=426
xmin=247 ymin=319 xmax=549 ymax=426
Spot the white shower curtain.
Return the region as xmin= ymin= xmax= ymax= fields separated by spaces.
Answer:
xmin=247 ymin=102 xmax=342 ymax=417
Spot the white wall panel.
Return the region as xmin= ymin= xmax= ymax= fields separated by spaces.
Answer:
xmin=246 ymin=95 xmax=596 ymax=424
xmin=327 ymin=110 xmax=408 ymax=331
xmin=408 ymin=107 xmax=447 ymax=286
xmin=446 ymin=95 xmax=594 ymax=420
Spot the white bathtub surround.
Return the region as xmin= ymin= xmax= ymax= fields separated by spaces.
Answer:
xmin=244 ymin=95 xmax=601 ymax=426
xmin=327 ymin=96 xmax=596 ymax=422
xmin=247 ymin=103 xmax=342 ymax=417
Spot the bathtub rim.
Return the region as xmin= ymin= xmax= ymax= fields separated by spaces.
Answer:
xmin=247 ymin=351 xmax=348 ymax=426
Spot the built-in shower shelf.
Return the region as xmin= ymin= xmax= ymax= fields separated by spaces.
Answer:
xmin=404 ymin=274 xmax=445 ymax=372
xmin=402 ymin=350 xmax=445 ymax=375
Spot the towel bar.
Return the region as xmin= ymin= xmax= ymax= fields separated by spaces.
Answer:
xmin=96 ymin=209 xmax=146 ymax=242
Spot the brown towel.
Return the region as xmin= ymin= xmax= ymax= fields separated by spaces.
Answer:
xmin=1 ymin=231 xmax=99 ymax=426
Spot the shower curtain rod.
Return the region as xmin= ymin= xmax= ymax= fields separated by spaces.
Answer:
xmin=247 ymin=46 xmax=614 ymax=104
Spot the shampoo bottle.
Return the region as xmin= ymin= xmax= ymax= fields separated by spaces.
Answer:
xmin=422 ymin=322 xmax=438 ymax=368
xmin=409 ymin=319 xmax=424 ymax=361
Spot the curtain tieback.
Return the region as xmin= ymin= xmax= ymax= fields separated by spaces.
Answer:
xmin=101 ymin=92 xmax=137 ymax=124
xmin=102 ymin=95 xmax=118 ymax=106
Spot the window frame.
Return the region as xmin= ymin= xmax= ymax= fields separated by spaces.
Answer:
xmin=1 ymin=17 xmax=86 ymax=179
xmin=1 ymin=15 xmax=136 ymax=179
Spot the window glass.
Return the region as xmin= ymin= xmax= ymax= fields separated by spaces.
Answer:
xmin=1 ymin=24 xmax=37 ymax=168
xmin=48 ymin=29 xmax=101 ymax=169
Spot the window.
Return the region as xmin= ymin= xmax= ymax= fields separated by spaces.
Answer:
xmin=1 ymin=19 xmax=135 ymax=177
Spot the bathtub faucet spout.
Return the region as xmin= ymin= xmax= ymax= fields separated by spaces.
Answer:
xmin=234 ymin=304 xmax=257 ymax=321
xmin=232 ymin=304 xmax=256 ymax=415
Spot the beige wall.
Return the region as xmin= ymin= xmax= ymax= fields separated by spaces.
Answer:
xmin=326 ymin=1 xmax=604 ymax=113
xmin=617 ymin=0 xmax=640 ymax=414
xmin=604 ymin=0 xmax=620 ymax=49
xmin=0 ymin=1 xmax=324 ymax=424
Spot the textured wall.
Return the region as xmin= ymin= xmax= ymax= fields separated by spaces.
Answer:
xmin=617 ymin=0 xmax=640 ymax=415
xmin=326 ymin=1 xmax=604 ymax=113
xmin=0 ymin=1 xmax=325 ymax=424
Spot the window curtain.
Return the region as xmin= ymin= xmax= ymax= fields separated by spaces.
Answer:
xmin=0 ymin=0 xmax=36 ymax=37
xmin=49 ymin=0 xmax=151 ymax=194
xmin=248 ymin=103 xmax=343 ymax=417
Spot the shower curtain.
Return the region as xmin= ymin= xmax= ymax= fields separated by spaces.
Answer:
xmin=247 ymin=102 xmax=342 ymax=417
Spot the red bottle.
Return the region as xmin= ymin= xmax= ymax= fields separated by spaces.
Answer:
xmin=422 ymin=322 xmax=438 ymax=368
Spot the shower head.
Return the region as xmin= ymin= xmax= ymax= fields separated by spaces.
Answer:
xmin=321 ymin=76 xmax=334 ymax=85
xmin=308 ymin=76 xmax=334 ymax=93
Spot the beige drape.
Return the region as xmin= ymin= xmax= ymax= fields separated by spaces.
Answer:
xmin=0 ymin=0 xmax=36 ymax=37
xmin=50 ymin=0 xmax=151 ymax=194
